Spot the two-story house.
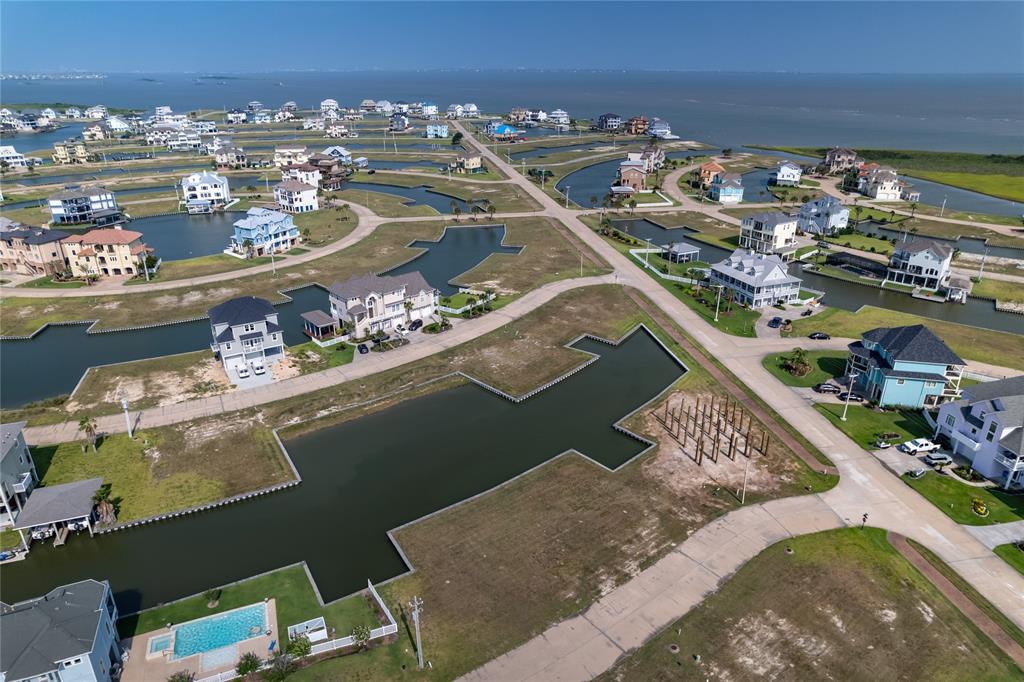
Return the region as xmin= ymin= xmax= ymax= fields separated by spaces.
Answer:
xmin=626 ymin=116 xmax=649 ymax=135
xmin=0 ymin=145 xmax=29 ymax=168
xmin=936 ymin=376 xmax=1024 ymax=489
xmin=180 ymin=171 xmax=231 ymax=212
xmin=273 ymin=145 xmax=309 ymax=168
xmin=425 ymin=123 xmax=449 ymax=139
xmin=617 ymin=160 xmax=648 ymax=192
xmin=62 ymin=229 xmax=153 ymax=278
xmin=215 ymin=146 xmax=247 ymax=169
xmin=549 ymin=109 xmax=570 ymax=125
xmin=845 ymin=324 xmax=965 ymax=408
xmin=625 ymin=144 xmax=665 ymax=174
xmin=739 ymin=211 xmax=798 ymax=258
xmin=327 ymin=272 xmax=438 ymax=337
xmin=226 ymin=109 xmax=247 ymax=124
xmin=797 ymin=196 xmax=850 ymax=235
xmin=0 ymin=422 xmax=38 ymax=529
xmin=824 ymin=147 xmax=859 ymax=174
xmin=0 ymin=226 xmax=71 ymax=276
xmin=698 ymin=161 xmax=724 ymax=187
xmin=52 ymin=140 xmax=89 ymax=164
xmin=47 ymin=185 xmax=122 ymax=227
xmin=857 ymin=165 xmax=902 ymax=201
xmin=448 ymin=153 xmax=484 ymax=175
xmin=208 ymin=296 xmax=285 ymax=377
xmin=281 ymin=164 xmax=323 ymax=188
xmin=709 ymin=173 xmax=744 ymax=204
xmin=709 ymin=249 xmax=802 ymax=308
xmin=273 ymin=180 xmax=319 ymax=214
xmin=229 ymin=207 xmax=299 ymax=257
xmin=885 ymin=238 xmax=953 ymax=292
xmin=1 ymin=579 xmax=123 ymax=682
xmin=770 ymin=161 xmax=802 ymax=186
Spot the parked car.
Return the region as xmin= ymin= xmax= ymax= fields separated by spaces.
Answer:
xmin=801 ymin=309 xmax=813 ymax=317
xmin=357 ymin=343 xmax=369 ymax=355
xmin=252 ymin=364 xmax=266 ymax=376
xmin=236 ymin=365 xmax=251 ymax=379
xmin=395 ymin=324 xmax=409 ymax=336
xmin=924 ymin=452 xmax=954 ymax=467
xmin=30 ymin=525 xmax=54 ymax=540
xmin=874 ymin=438 xmax=893 ymax=449
xmin=907 ymin=468 xmax=928 ymax=479
xmin=767 ymin=317 xmax=783 ymax=329
xmin=814 ymin=383 xmax=841 ymax=394
xmin=898 ymin=438 xmax=941 ymax=454
xmin=808 ymin=332 xmax=831 ymax=340
xmin=409 ymin=319 xmax=424 ymax=331
xmin=67 ymin=518 xmax=90 ymax=532
xmin=838 ymin=392 xmax=863 ymax=403
xmin=817 ymin=241 xmax=830 ymax=249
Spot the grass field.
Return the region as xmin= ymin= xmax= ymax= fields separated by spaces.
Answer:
xmin=351 ymin=170 xmax=541 ymax=213
xmin=132 ymin=253 xmax=280 ymax=283
xmin=994 ymin=543 xmax=1024 ymax=576
xmin=335 ymin=187 xmax=438 ymax=217
xmin=290 ymin=340 xmax=356 ymax=374
xmin=762 ymin=350 xmax=847 ymax=387
xmin=595 ymin=528 xmax=1022 ymax=681
xmin=902 ymin=470 xmax=1024 ymax=525
xmin=814 ymin=402 xmax=932 ymax=449
xmin=972 ymin=278 xmax=1024 ymax=304
xmin=825 ymin=231 xmax=895 ymax=256
xmin=787 ymin=306 xmax=1024 ymax=371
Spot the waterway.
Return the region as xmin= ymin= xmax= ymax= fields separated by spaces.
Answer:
xmin=852 ymin=221 xmax=1024 ymax=259
xmin=2 ymin=175 xmax=263 ymax=210
xmin=125 ymin=211 xmax=243 ymax=261
xmin=1 ymin=122 xmax=87 ymax=153
xmin=898 ymin=175 xmax=1023 ymax=219
xmin=555 ymin=150 xmax=715 ymax=207
xmin=343 ymin=181 xmax=470 ymax=214
xmin=5 ymin=162 xmax=209 ymax=187
xmin=0 ymin=328 xmax=684 ymax=613
xmin=0 ymin=224 xmax=523 ymax=407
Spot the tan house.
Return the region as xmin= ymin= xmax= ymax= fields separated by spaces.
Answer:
xmin=327 ymin=272 xmax=438 ymax=338
xmin=618 ymin=161 xmax=648 ymax=192
xmin=698 ymin=161 xmax=725 ymax=187
xmin=52 ymin=140 xmax=90 ymax=164
xmin=448 ymin=153 xmax=483 ymax=175
xmin=62 ymin=228 xmax=152 ymax=278
xmin=626 ymin=116 xmax=649 ymax=135
xmin=273 ymin=145 xmax=309 ymax=168
xmin=82 ymin=123 xmax=111 ymax=141
xmin=0 ymin=226 xmax=71 ymax=276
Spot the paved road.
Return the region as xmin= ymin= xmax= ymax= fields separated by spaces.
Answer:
xmin=450 ymin=121 xmax=1024 ymax=681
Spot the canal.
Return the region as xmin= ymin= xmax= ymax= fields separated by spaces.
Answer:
xmin=5 ymin=162 xmax=210 ymax=187
xmin=2 ymin=175 xmax=263 ymax=211
xmin=1 ymin=122 xmax=88 ymax=153
xmin=556 ymin=151 xmax=717 ymax=207
xmin=1 ymin=328 xmax=685 ymax=613
xmin=853 ymin=221 xmax=1024 ymax=260
xmin=343 ymin=181 xmax=471 ymax=214
xmin=0 ymin=225 xmax=524 ymax=407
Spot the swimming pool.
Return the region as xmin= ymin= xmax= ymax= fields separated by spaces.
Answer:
xmin=167 ymin=603 xmax=268 ymax=659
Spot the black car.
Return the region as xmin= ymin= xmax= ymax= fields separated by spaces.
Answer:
xmin=801 ymin=309 xmax=813 ymax=317
xmin=767 ymin=317 xmax=783 ymax=329
xmin=838 ymin=392 xmax=864 ymax=403
xmin=409 ymin=319 xmax=424 ymax=331
xmin=814 ymin=383 xmax=841 ymax=394
xmin=357 ymin=343 xmax=369 ymax=354
xmin=809 ymin=332 xmax=831 ymax=340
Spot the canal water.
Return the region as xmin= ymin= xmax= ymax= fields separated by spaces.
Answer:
xmin=0 ymin=225 xmax=524 ymax=407
xmin=555 ymin=150 xmax=714 ymax=207
xmin=898 ymin=175 xmax=1022 ymax=219
xmin=343 ymin=181 xmax=470 ymax=214
xmin=852 ymin=221 xmax=1024 ymax=259
xmin=126 ymin=211 xmax=243 ymax=261
xmin=0 ymin=328 xmax=684 ymax=613
xmin=1 ymin=123 xmax=88 ymax=153
xmin=2 ymin=175 xmax=263 ymax=211
xmin=6 ymin=162 xmax=209 ymax=187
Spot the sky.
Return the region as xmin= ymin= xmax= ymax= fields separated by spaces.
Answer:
xmin=2 ymin=1 xmax=1022 ymax=74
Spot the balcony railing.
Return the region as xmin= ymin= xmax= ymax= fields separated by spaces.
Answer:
xmin=994 ymin=453 xmax=1024 ymax=472
xmin=12 ymin=471 xmax=32 ymax=494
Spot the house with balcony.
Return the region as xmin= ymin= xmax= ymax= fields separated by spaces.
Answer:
xmin=770 ymin=161 xmax=802 ymax=187
xmin=616 ymin=160 xmax=648 ymax=192
xmin=824 ymin=147 xmax=860 ymax=174
xmin=421 ymin=102 xmax=439 ymax=119
xmin=626 ymin=116 xmax=649 ymax=136
xmin=709 ymin=173 xmax=744 ymax=204
xmin=389 ymin=113 xmax=411 ymax=132
xmin=274 ymin=180 xmax=319 ymax=214
xmin=649 ymin=118 xmax=676 ymax=139
xmin=857 ymin=164 xmax=902 ymax=201
xmin=273 ymin=145 xmax=309 ymax=167
xmin=597 ymin=113 xmax=622 ymax=131
xmin=846 ymin=324 xmax=964 ymax=408
xmin=229 ymin=207 xmax=299 ymax=256
xmin=884 ymin=238 xmax=953 ymax=292
xmin=326 ymin=123 xmax=353 ymax=138
xmin=0 ymin=226 xmax=71 ymax=276
xmin=446 ymin=104 xmax=465 ymax=119
xmin=739 ymin=211 xmax=798 ymax=259
xmin=181 ymin=171 xmax=231 ymax=212
xmin=282 ymin=164 xmax=323 ymax=188
xmin=84 ymin=105 xmax=107 ymax=119
xmin=64 ymin=106 xmax=83 ymax=119
xmin=47 ymin=185 xmax=122 ymax=226
xmin=166 ymin=131 xmax=203 ymax=152
xmin=327 ymin=272 xmax=438 ymax=338
xmin=1 ymin=579 xmax=123 ymax=682
xmin=698 ymin=161 xmax=724 ymax=187
xmin=0 ymin=145 xmax=30 ymax=168
xmin=709 ymin=249 xmax=802 ymax=308
xmin=935 ymin=376 xmax=1024 ymax=489
xmin=320 ymin=98 xmax=339 ymax=112
xmin=303 ymin=117 xmax=325 ymax=131
xmin=226 ymin=109 xmax=247 ymax=124
xmin=549 ymin=109 xmax=570 ymax=125
xmin=215 ymin=146 xmax=247 ymax=169
xmin=209 ymin=296 xmax=285 ymax=377
xmin=425 ymin=123 xmax=449 ymax=139
xmin=82 ymin=123 xmax=111 ymax=141
xmin=0 ymin=421 xmax=38 ymax=528
xmin=625 ymin=144 xmax=665 ymax=174
xmin=797 ymin=196 xmax=849 ymax=235
xmin=448 ymin=153 xmax=484 ymax=175
xmin=62 ymin=229 xmax=152 ymax=278
xmin=191 ymin=119 xmax=218 ymax=135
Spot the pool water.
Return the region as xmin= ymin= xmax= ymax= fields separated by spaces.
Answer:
xmin=172 ymin=603 xmax=268 ymax=658
xmin=147 ymin=633 xmax=173 ymax=656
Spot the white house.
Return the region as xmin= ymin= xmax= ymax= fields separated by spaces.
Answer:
xmin=857 ymin=165 xmax=901 ymax=201
xmin=650 ymin=118 xmax=677 ymax=139
xmin=389 ymin=113 xmax=410 ymax=131
xmin=421 ymin=102 xmax=439 ymax=119
xmin=0 ymin=145 xmax=29 ymax=168
xmin=166 ymin=131 xmax=203 ymax=151
xmin=770 ymin=161 xmax=802 ymax=187
xmin=549 ymin=109 xmax=570 ymax=125
xmin=180 ymin=171 xmax=231 ymax=211
xmin=190 ymin=119 xmax=218 ymax=134
xmin=885 ymin=238 xmax=953 ymax=292
xmin=64 ymin=106 xmax=83 ymax=119
xmin=104 ymin=116 xmax=131 ymax=133
xmin=463 ymin=103 xmax=479 ymax=117
xmin=320 ymin=98 xmax=339 ymax=112
xmin=47 ymin=185 xmax=120 ymax=226
xmin=375 ymin=99 xmax=394 ymax=114
xmin=447 ymin=104 xmax=465 ymax=119
xmin=282 ymin=164 xmax=322 ymax=187
xmin=935 ymin=376 xmax=1024 ymax=489
xmin=0 ymin=421 xmax=38 ymax=528
xmin=326 ymin=123 xmax=352 ymax=138
xmin=527 ymin=109 xmax=547 ymax=122
xmin=208 ymin=296 xmax=285 ymax=377
xmin=322 ymin=145 xmax=353 ymax=164
xmin=739 ymin=211 xmax=799 ymax=257
xmin=84 ymin=105 xmax=107 ymax=119
xmin=281 ymin=101 xmax=298 ymax=112
xmin=247 ymin=101 xmax=263 ymax=112
xmin=253 ymin=110 xmax=272 ymax=124
xmin=274 ymin=110 xmax=294 ymax=123
xmin=710 ymin=249 xmax=803 ymax=308
xmin=303 ymin=117 xmax=325 ymax=131
xmin=274 ymin=180 xmax=319 ymax=213
xmin=226 ymin=109 xmax=247 ymax=124
xmin=425 ymin=123 xmax=449 ymax=139
xmin=215 ymin=146 xmax=246 ymax=168
xmin=40 ymin=107 xmax=58 ymax=120
xmin=797 ymin=196 xmax=849 ymax=235
xmin=273 ymin=145 xmax=309 ymax=167
xmin=327 ymin=272 xmax=438 ymax=337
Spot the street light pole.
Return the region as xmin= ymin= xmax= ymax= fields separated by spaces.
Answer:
xmin=645 ymin=237 xmax=652 ymax=268
xmin=409 ymin=596 xmax=424 ymax=669
xmin=564 ymin=185 xmax=571 ymax=209
xmin=121 ymin=398 xmax=133 ymax=439
xmin=714 ymin=285 xmax=723 ymax=322
xmin=841 ymin=372 xmax=859 ymax=422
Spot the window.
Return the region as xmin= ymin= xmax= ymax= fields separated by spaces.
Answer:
xmin=896 ymin=379 xmax=905 ymax=385
xmin=243 ymin=323 xmax=256 ymax=332
xmin=986 ymin=421 xmax=999 ymax=443
xmin=945 ymin=414 xmax=956 ymax=427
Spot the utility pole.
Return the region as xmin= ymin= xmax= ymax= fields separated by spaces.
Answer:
xmin=409 ymin=596 xmax=424 ymax=669
xmin=841 ymin=372 xmax=859 ymax=421
xmin=741 ymin=453 xmax=750 ymax=504
xmin=714 ymin=285 xmax=723 ymax=322
xmin=564 ymin=185 xmax=571 ymax=209
xmin=121 ymin=398 xmax=133 ymax=439
xmin=939 ymin=195 xmax=947 ymax=218
xmin=645 ymin=237 xmax=653 ymax=268
xmin=979 ymin=248 xmax=988 ymax=280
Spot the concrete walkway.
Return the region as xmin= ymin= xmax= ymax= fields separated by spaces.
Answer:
xmin=965 ymin=521 xmax=1024 ymax=550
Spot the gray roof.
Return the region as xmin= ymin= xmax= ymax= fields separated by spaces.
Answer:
xmin=301 ymin=310 xmax=335 ymax=327
xmin=48 ymin=185 xmax=110 ymax=201
xmin=275 ymin=180 xmax=316 ymax=192
xmin=711 ymin=249 xmax=801 ymax=288
xmin=0 ymin=228 xmax=68 ymax=248
xmin=745 ymin=212 xmax=795 ymax=228
xmin=1 ymin=580 xmax=110 ymax=680
xmin=12 ymin=478 xmax=101 ymax=530
xmin=963 ymin=376 xmax=1024 ymax=403
xmin=208 ymin=296 xmax=276 ymax=327
xmin=861 ymin=324 xmax=964 ymax=366
xmin=239 ymin=331 xmax=263 ymax=341
xmin=328 ymin=271 xmax=435 ymax=301
xmin=1 ymin=421 xmax=26 ymax=460
xmin=663 ymin=242 xmax=700 ymax=255
xmin=897 ymin=238 xmax=953 ymax=260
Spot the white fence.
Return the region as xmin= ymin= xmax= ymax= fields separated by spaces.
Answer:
xmin=628 ymin=248 xmax=702 ymax=284
xmin=439 ymin=289 xmax=497 ymax=315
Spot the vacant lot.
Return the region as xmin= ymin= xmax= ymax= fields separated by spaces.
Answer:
xmin=594 ymin=528 xmax=1020 ymax=681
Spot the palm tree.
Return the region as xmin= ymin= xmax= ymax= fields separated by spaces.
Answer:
xmin=910 ymin=202 xmax=918 ymax=218
xmin=79 ymin=416 xmax=98 ymax=452
xmin=449 ymin=199 xmax=458 ymax=216
xmin=92 ymin=484 xmax=116 ymax=525
xmin=452 ymin=205 xmax=462 ymax=221
xmin=853 ymin=205 xmax=863 ymax=224
xmin=590 ymin=195 xmax=598 ymax=210
xmin=242 ymin=239 xmax=254 ymax=259
xmin=628 ymin=198 xmax=637 ymax=215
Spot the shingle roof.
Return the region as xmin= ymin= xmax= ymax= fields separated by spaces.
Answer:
xmin=861 ymin=324 xmax=964 ymax=365
xmin=745 ymin=212 xmax=795 ymax=228
xmin=12 ymin=478 xmax=102 ymax=529
xmin=275 ymin=180 xmax=316 ymax=192
xmin=963 ymin=376 xmax=1024 ymax=403
xmin=208 ymin=296 xmax=276 ymax=327
xmin=897 ymin=238 xmax=953 ymax=260
xmin=301 ymin=310 xmax=336 ymax=327
xmin=48 ymin=185 xmax=111 ymax=201
xmin=63 ymin=228 xmax=143 ymax=246
xmin=328 ymin=271 xmax=435 ymax=301
xmin=1 ymin=228 xmax=71 ymax=245
xmin=1 ymin=421 xmax=27 ymax=459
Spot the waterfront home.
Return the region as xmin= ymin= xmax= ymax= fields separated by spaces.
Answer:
xmin=824 ymin=147 xmax=860 ymax=174
xmin=422 ymin=102 xmax=440 ymax=119
xmin=649 ymin=118 xmax=676 ymax=139
xmin=84 ymin=105 xmax=107 ymax=119
xmin=322 ymin=145 xmax=353 ymax=164
xmin=144 ymin=124 xmax=180 ymax=146
xmin=274 ymin=180 xmax=319 ymax=214
xmin=215 ymin=146 xmax=246 ymax=169
xmin=321 ymin=98 xmax=339 ymax=112
xmin=282 ymin=163 xmax=323 ymax=188
xmin=661 ymin=242 xmax=701 ymax=264
xmin=166 ymin=131 xmax=203 ymax=152
xmin=710 ymin=249 xmax=802 ymax=308
xmin=449 ymin=153 xmax=484 ymax=175
xmin=463 ymin=103 xmax=480 ymax=117
xmin=857 ymin=164 xmax=902 ymax=201
xmin=394 ymin=101 xmax=411 ymax=114
xmin=274 ymin=110 xmax=294 ymax=123
xmin=246 ymin=101 xmax=263 ymax=112
xmin=181 ymin=171 xmax=231 ymax=212
xmin=846 ymin=324 xmax=964 ymax=408
xmin=626 ymin=116 xmax=649 ymax=136
xmin=62 ymin=229 xmax=152 ymax=278
xmin=617 ymin=160 xmax=648 ymax=192
xmin=425 ymin=123 xmax=449 ymax=139
xmin=884 ymin=238 xmax=953 ymax=292
xmin=253 ymin=110 xmax=272 ymax=124
xmin=376 ymin=100 xmax=394 ymax=115
xmin=709 ymin=173 xmax=744 ymax=204
xmin=104 ymin=116 xmax=131 ymax=133
xmin=323 ymin=108 xmax=341 ymax=121
xmin=190 ymin=119 xmax=218 ymax=134
xmin=597 ymin=113 xmax=622 ymax=131
xmin=0 ymin=579 xmax=123 ymax=682
xmin=307 ymin=154 xmax=349 ymax=189
xmin=52 ymin=139 xmax=90 ymax=165
xmin=389 ymin=113 xmax=411 ymax=132
xmin=698 ymin=161 xmax=724 ymax=187
xmin=209 ymin=297 xmax=285 ymax=379
xmin=739 ymin=211 xmax=798 ymax=259
xmin=797 ymin=196 xmax=849 ymax=235
xmin=770 ymin=161 xmax=802 ymax=187
xmin=447 ymin=104 xmax=465 ymax=119
xmin=273 ymin=145 xmax=309 ymax=167
xmin=328 ymin=271 xmax=438 ymax=337
xmin=64 ymin=106 xmax=83 ymax=118
xmin=154 ymin=105 xmax=173 ymax=118
xmin=0 ymin=421 xmax=38 ymax=528
xmin=899 ymin=180 xmax=921 ymax=202
xmin=47 ymin=185 xmax=121 ymax=226
xmin=527 ymin=109 xmax=548 ymax=122
xmin=82 ymin=122 xmax=111 ymax=141
xmin=0 ymin=145 xmax=29 ymax=168
xmin=230 ymin=207 xmax=299 ymax=257
xmin=326 ymin=123 xmax=353 ymax=138
xmin=226 ymin=109 xmax=247 ymax=124
xmin=303 ymin=117 xmax=325 ymax=131
xmin=507 ymin=107 xmax=529 ymax=123
xmin=360 ymin=98 xmax=377 ymax=112
xmin=0 ymin=226 xmax=71 ymax=276
xmin=40 ymin=107 xmax=58 ymax=119
xmin=549 ymin=108 xmax=570 ymax=125
xmin=626 ymin=143 xmax=666 ymax=173
xmin=488 ymin=123 xmax=520 ymax=142
xmin=935 ymin=376 xmax=1024 ymax=489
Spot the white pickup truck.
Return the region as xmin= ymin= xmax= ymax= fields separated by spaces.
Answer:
xmin=898 ymin=438 xmax=941 ymax=454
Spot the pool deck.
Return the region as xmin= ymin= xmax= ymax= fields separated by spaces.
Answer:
xmin=120 ymin=598 xmax=279 ymax=682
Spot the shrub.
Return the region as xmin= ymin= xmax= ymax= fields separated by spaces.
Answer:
xmin=166 ymin=672 xmax=195 ymax=682
xmin=203 ymin=589 xmax=221 ymax=607
xmin=286 ymin=635 xmax=311 ymax=658
xmin=972 ymin=498 xmax=989 ymax=517
xmin=352 ymin=624 xmax=372 ymax=650
xmin=236 ymin=652 xmax=262 ymax=676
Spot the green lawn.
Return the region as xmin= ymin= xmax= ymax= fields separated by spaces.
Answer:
xmin=289 ymin=341 xmax=356 ymax=374
xmin=902 ymin=471 xmax=1024 ymax=525
xmin=20 ymin=276 xmax=87 ymax=289
xmin=908 ymin=171 xmax=1024 ymax=203
xmin=994 ymin=543 xmax=1024 ymax=576
xmin=1 ymin=529 xmax=23 ymax=551
xmin=762 ymin=350 xmax=846 ymax=388
xmin=814 ymin=402 xmax=932 ymax=449
xmin=972 ymin=278 xmax=1024 ymax=305
xmin=825 ymin=232 xmax=895 ymax=256
xmin=118 ymin=564 xmax=380 ymax=642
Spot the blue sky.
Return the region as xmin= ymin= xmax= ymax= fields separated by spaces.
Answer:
xmin=2 ymin=1 xmax=1021 ymax=74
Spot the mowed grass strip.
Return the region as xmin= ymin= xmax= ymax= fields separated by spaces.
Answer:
xmin=994 ymin=543 xmax=1024 ymax=577
xmin=814 ymin=402 xmax=933 ymax=449
xmin=762 ymin=350 xmax=847 ymax=387
xmin=901 ymin=470 xmax=1024 ymax=525
xmin=593 ymin=528 xmax=1022 ymax=682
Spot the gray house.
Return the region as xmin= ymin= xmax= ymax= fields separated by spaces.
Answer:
xmin=885 ymin=238 xmax=953 ymax=292
xmin=710 ymin=249 xmax=803 ymax=308
xmin=209 ymin=296 xmax=285 ymax=379
xmin=0 ymin=422 xmax=38 ymax=529
xmin=797 ymin=196 xmax=849 ymax=235
xmin=1 ymin=579 xmax=122 ymax=682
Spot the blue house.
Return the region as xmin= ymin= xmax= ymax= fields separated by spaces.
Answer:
xmin=846 ymin=324 xmax=965 ymax=408
xmin=709 ymin=173 xmax=744 ymax=204
xmin=229 ymin=207 xmax=299 ymax=257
